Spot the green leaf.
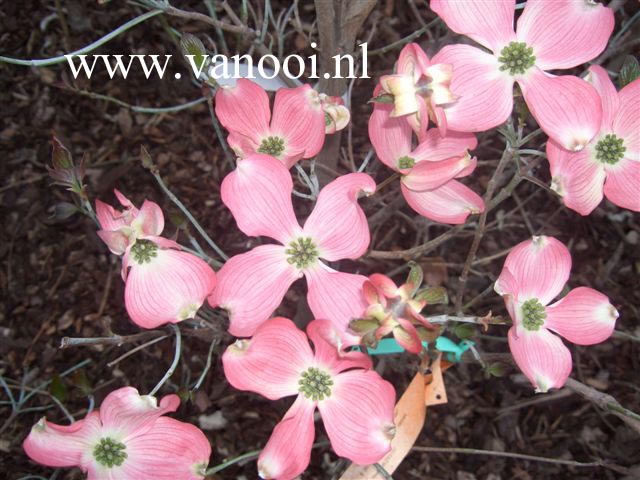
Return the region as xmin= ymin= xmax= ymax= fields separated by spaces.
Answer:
xmin=51 ymin=202 xmax=79 ymax=221
xmin=180 ymin=33 xmax=207 ymax=73
xmin=405 ymin=261 xmax=423 ymax=294
xmin=51 ymin=136 xmax=73 ymax=169
xmin=71 ymin=370 xmax=92 ymax=396
xmin=368 ymin=93 xmax=394 ymax=104
xmin=619 ymin=55 xmax=640 ymax=89
xmin=486 ymin=362 xmax=508 ymax=377
xmin=49 ymin=374 xmax=68 ymax=402
xmin=414 ymin=286 xmax=449 ymax=305
xmin=349 ymin=318 xmax=379 ymax=335
xmin=453 ymin=323 xmax=475 ymax=340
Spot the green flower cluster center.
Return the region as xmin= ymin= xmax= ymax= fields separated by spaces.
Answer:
xmin=498 ymin=42 xmax=536 ymax=75
xmin=131 ymin=239 xmax=158 ymax=264
xmin=521 ymin=298 xmax=546 ymax=331
xmin=285 ymin=237 xmax=319 ymax=269
xmin=324 ymin=112 xmax=333 ymax=126
xmin=398 ymin=156 xmax=416 ymax=169
xmin=257 ymin=136 xmax=285 ymax=157
xmin=595 ymin=133 xmax=625 ymax=165
xmin=299 ymin=367 xmax=333 ymax=401
xmin=94 ymin=437 xmax=127 ymax=468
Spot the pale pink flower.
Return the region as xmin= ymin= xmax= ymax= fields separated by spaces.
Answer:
xmin=23 ymin=387 xmax=211 ymax=479
xmin=369 ymin=94 xmax=484 ymax=224
xmin=96 ymin=191 xmax=217 ymax=329
xmin=319 ymin=93 xmax=351 ymax=134
xmin=548 ymin=66 xmax=640 ymax=215
xmin=215 ymin=79 xmax=326 ymax=168
xmin=495 ymin=236 xmax=618 ymax=392
xmin=430 ymin=0 xmax=614 ymax=151
xmin=223 ymin=317 xmax=396 ymax=480
xmin=377 ymin=42 xmax=456 ymax=139
xmin=209 ymin=154 xmax=375 ymax=345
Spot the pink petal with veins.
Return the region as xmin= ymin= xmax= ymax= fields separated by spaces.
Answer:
xmin=519 ymin=69 xmax=601 ymax=152
xmin=271 ymin=85 xmax=325 ymax=168
xmin=401 ymin=179 xmax=484 ymax=224
xmin=432 ymin=44 xmax=514 ymax=133
xmin=430 ymin=0 xmax=516 ymax=52
xmin=305 ymin=263 xmax=368 ymax=346
xmin=303 ymin=173 xmax=375 ymax=261
xmin=516 ymin=0 xmax=614 ymax=71
xmin=499 ymin=236 xmax=571 ymax=305
xmin=124 ymin=247 xmax=216 ymax=329
xmin=508 ymin=327 xmax=572 ymax=392
xmin=222 ymin=317 xmax=314 ymax=400
xmin=318 ymin=370 xmax=395 ymax=464
xmin=545 ymin=287 xmax=618 ymax=345
xmin=209 ymin=245 xmax=302 ymax=337
xmin=221 ymin=154 xmax=301 ymax=244
xmin=258 ymin=396 xmax=316 ymax=480
xmin=214 ymin=78 xmax=270 ymax=144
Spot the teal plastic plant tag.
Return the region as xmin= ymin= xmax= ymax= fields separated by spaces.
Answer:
xmin=358 ymin=337 xmax=474 ymax=363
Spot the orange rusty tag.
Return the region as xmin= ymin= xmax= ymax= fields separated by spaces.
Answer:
xmin=340 ymin=356 xmax=449 ymax=479
xmin=425 ymin=356 xmax=450 ymax=406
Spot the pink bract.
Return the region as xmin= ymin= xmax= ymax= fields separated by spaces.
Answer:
xmin=222 ymin=318 xmax=396 ymax=480
xmin=430 ymin=0 xmax=614 ymax=151
xmin=548 ymin=66 xmax=640 ymax=215
xmin=215 ymin=79 xmax=326 ymax=168
xmin=96 ymin=191 xmax=217 ymax=329
xmin=209 ymin=154 xmax=375 ymax=344
xmin=23 ymin=387 xmax=211 ymax=479
xmin=494 ymin=236 xmax=618 ymax=392
xmin=369 ymin=96 xmax=484 ymax=224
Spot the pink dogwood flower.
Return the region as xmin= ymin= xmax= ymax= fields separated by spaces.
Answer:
xmin=209 ymin=154 xmax=375 ymax=344
xmin=215 ymin=79 xmax=325 ymax=168
xmin=96 ymin=191 xmax=216 ymax=329
xmin=369 ymin=94 xmax=484 ymax=224
xmin=223 ymin=317 xmax=396 ymax=480
xmin=377 ymin=42 xmax=456 ymax=139
xmin=430 ymin=0 xmax=614 ymax=151
xmin=548 ymin=66 xmax=640 ymax=215
xmin=495 ymin=236 xmax=618 ymax=392
xmin=23 ymin=387 xmax=211 ymax=479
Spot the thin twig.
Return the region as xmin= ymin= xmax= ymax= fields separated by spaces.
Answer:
xmin=564 ymin=377 xmax=640 ymax=435
xmin=369 ymin=224 xmax=465 ymax=259
xmin=192 ymin=338 xmax=219 ymax=391
xmin=149 ymin=325 xmax=182 ymax=396
xmin=205 ymin=441 xmax=330 ymax=475
xmin=455 ymin=143 xmax=514 ymax=313
xmin=0 ymin=10 xmax=164 ymax=66
xmin=106 ymin=335 xmax=170 ymax=367
xmin=60 ymin=330 xmax=166 ymax=349
xmin=412 ymin=446 xmax=618 ymax=471
xmin=70 ymin=88 xmax=207 ymax=114
xmin=163 ymin=6 xmax=250 ymax=35
xmin=206 ymin=96 xmax=235 ymax=166
xmin=150 ymin=167 xmax=228 ymax=261
xmin=368 ymin=19 xmax=440 ymax=56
